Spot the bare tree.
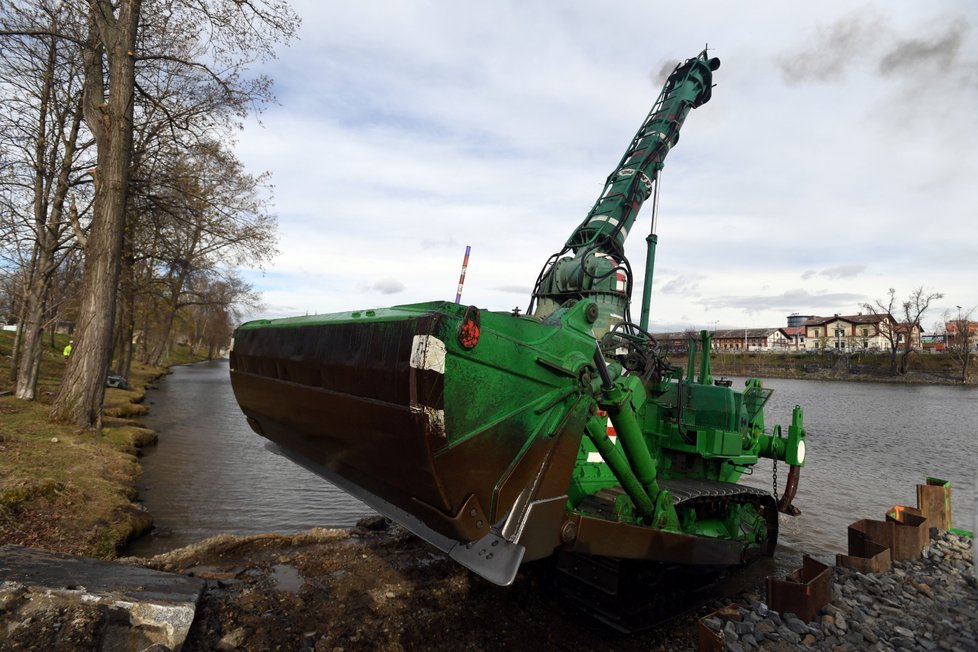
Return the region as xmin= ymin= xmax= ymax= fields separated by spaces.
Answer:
xmin=942 ymin=306 xmax=975 ymax=383
xmin=3 ymin=0 xmax=298 ymax=426
xmin=137 ymin=141 xmax=276 ymax=365
xmin=862 ymin=287 xmax=942 ymax=375
xmin=861 ymin=289 xmax=900 ymax=373
xmin=0 ymin=3 xmax=93 ymax=400
xmin=39 ymin=0 xmax=144 ymax=426
xmin=179 ymin=272 xmax=260 ymax=359
xmin=897 ymin=286 xmax=943 ymax=374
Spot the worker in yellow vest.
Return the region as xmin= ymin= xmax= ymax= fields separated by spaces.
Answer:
xmin=63 ymin=340 xmax=73 ymax=362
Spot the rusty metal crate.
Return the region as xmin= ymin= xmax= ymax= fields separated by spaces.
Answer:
xmin=766 ymin=555 xmax=833 ymax=623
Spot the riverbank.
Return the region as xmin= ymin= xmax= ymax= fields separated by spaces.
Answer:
xmin=696 ymin=351 xmax=974 ymax=386
xmin=2 ymin=516 xmax=974 ymax=650
xmin=0 ymin=331 xmax=204 ymax=557
xmin=118 ymin=521 xmax=976 ymax=650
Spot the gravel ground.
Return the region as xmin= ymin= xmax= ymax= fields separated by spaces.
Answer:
xmin=703 ymin=530 xmax=977 ymax=651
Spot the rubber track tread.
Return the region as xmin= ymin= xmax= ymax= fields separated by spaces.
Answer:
xmin=556 ymin=480 xmax=779 ymax=632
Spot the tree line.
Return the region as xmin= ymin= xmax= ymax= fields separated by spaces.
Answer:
xmin=0 ymin=0 xmax=298 ymax=426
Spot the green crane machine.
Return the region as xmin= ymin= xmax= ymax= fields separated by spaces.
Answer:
xmin=229 ymin=49 xmax=807 ymax=629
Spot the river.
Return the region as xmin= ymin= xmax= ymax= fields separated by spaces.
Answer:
xmin=125 ymin=360 xmax=977 ymax=564
xmin=124 ymin=360 xmax=371 ymax=556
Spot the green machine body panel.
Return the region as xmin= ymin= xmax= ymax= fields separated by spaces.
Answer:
xmin=229 ymin=50 xmax=809 ymax=590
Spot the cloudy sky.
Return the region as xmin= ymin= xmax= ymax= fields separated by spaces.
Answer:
xmin=232 ymin=1 xmax=977 ymax=333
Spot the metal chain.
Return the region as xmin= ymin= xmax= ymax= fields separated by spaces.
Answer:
xmin=772 ymin=457 xmax=779 ymax=502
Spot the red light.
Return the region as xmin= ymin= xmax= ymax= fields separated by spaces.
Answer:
xmin=458 ymin=306 xmax=481 ymax=350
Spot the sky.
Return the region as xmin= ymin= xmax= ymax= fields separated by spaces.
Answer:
xmin=232 ymin=1 xmax=978 ymax=334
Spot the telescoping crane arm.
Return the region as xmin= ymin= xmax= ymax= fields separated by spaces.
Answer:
xmin=530 ymin=50 xmax=720 ymax=335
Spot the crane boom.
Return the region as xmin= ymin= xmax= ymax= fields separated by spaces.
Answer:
xmin=530 ymin=50 xmax=720 ymax=335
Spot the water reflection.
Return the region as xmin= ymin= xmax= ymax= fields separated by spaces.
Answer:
xmin=124 ymin=360 xmax=371 ymax=557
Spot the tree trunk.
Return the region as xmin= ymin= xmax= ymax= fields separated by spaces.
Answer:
xmin=148 ymin=266 xmax=191 ymax=366
xmin=7 ymin=247 xmax=39 ymax=384
xmin=112 ymin=229 xmax=136 ymax=380
xmin=961 ymin=334 xmax=972 ymax=383
xmin=50 ymin=0 xmax=141 ymax=427
xmin=148 ymin=299 xmax=179 ymax=366
xmin=113 ymin=293 xmax=135 ymax=380
xmin=14 ymin=251 xmax=53 ymax=400
xmin=7 ymin=291 xmax=26 ymax=383
xmin=899 ymin=348 xmax=911 ymax=375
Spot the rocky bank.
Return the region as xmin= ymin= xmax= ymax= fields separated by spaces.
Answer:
xmin=704 ymin=530 xmax=976 ymax=652
xmin=1 ymin=520 xmax=974 ymax=651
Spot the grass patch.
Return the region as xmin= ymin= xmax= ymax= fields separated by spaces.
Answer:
xmin=0 ymin=329 xmax=209 ymax=557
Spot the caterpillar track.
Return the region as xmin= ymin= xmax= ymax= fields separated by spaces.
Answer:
xmin=556 ymin=481 xmax=779 ymax=632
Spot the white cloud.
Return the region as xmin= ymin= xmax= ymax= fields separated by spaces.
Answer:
xmin=232 ymin=0 xmax=978 ymax=332
xmin=370 ymin=279 xmax=405 ymax=295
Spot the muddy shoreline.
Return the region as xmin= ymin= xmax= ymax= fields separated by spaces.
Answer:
xmin=130 ymin=520 xmax=747 ymax=651
xmin=5 ymin=519 xmax=973 ymax=651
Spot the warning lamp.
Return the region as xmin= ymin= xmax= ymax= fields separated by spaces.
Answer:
xmin=458 ymin=306 xmax=481 ymax=350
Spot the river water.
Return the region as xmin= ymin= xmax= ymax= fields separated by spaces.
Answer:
xmin=125 ymin=360 xmax=977 ymax=564
xmin=125 ymin=360 xmax=371 ymax=556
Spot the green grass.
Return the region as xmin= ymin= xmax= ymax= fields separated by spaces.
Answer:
xmin=0 ymin=329 xmax=208 ymax=557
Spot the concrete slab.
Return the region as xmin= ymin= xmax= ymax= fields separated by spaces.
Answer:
xmin=0 ymin=544 xmax=205 ymax=650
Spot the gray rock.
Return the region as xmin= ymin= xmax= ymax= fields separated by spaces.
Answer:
xmin=855 ymin=623 xmax=878 ymax=643
xmin=703 ymin=616 xmax=721 ymax=632
xmin=734 ymin=619 xmax=753 ymax=636
xmin=0 ymin=546 xmax=204 ymax=652
xmin=777 ymin=625 xmax=801 ymax=644
xmin=892 ymin=625 xmax=915 ymax=639
xmin=754 ymin=620 xmax=775 ymax=636
xmin=917 ymin=638 xmax=938 ymax=651
xmin=835 ymin=612 xmax=848 ymax=631
xmin=892 ymin=636 xmax=917 ymax=650
xmin=723 ymin=619 xmax=740 ymax=642
xmin=823 ymin=602 xmax=840 ymax=616
xmin=784 ymin=614 xmax=810 ymax=635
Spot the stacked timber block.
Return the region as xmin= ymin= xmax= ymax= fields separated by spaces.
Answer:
xmin=836 ymin=477 xmax=951 ymax=572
